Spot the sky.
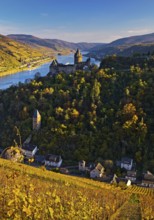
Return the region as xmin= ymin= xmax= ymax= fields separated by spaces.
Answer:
xmin=0 ymin=0 xmax=154 ymax=43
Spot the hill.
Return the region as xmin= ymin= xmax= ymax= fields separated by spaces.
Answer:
xmin=1 ymin=61 xmax=154 ymax=173
xmin=89 ymin=33 xmax=154 ymax=58
xmin=0 ymin=158 xmax=153 ymax=219
xmin=106 ymin=32 xmax=154 ymax=47
xmin=8 ymin=34 xmax=103 ymax=51
xmin=0 ymin=34 xmax=53 ymax=77
xmin=0 ymin=34 xmax=100 ymax=77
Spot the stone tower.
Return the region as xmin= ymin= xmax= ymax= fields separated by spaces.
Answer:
xmin=74 ymin=49 xmax=82 ymax=64
xmin=33 ymin=109 xmax=41 ymax=131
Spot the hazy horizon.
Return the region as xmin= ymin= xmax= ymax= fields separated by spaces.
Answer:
xmin=0 ymin=0 xmax=154 ymax=43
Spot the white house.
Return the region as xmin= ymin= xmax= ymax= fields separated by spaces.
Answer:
xmin=120 ymin=157 xmax=133 ymax=171
xmin=79 ymin=160 xmax=86 ymax=171
xmin=90 ymin=163 xmax=105 ymax=178
xmin=45 ymin=154 xmax=62 ymax=167
xmin=22 ymin=144 xmax=38 ymax=159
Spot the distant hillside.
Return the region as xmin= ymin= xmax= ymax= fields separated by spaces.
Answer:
xmin=89 ymin=33 xmax=154 ymax=58
xmin=107 ymin=32 xmax=154 ymax=47
xmin=8 ymin=34 xmax=103 ymax=52
xmin=0 ymin=34 xmax=53 ymax=76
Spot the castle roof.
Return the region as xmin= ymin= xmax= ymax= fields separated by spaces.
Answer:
xmin=33 ymin=109 xmax=40 ymax=118
xmin=50 ymin=59 xmax=58 ymax=66
xmin=75 ymin=49 xmax=81 ymax=57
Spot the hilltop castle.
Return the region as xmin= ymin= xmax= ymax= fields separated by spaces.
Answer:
xmin=48 ymin=49 xmax=90 ymax=75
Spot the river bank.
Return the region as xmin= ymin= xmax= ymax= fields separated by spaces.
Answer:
xmin=0 ymin=51 xmax=100 ymax=90
xmin=0 ymin=57 xmax=52 ymax=78
xmin=0 ymin=49 xmax=74 ymax=78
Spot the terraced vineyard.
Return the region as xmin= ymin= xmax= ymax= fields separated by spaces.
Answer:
xmin=126 ymin=184 xmax=154 ymax=196
xmin=0 ymin=158 xmax=154 ymax=219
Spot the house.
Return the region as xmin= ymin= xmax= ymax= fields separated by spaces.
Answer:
xmin=22 ymin=144 xmax=38 ymax=159
xmin=141 ymin=171 xmax=154 ymax=188
xmin=34 ymin=155 xmax=45 ymax=164
xmin=120 ymin=157 xmax=133 ymax=170
xmin=79 ymin=160 xmax=86 ymax=171
xmin=45 ymin=154 xmax=62 ymax=167
xmin=125 ymin=170 xmax=137 ymax=182
xmin=90 ymin=163 xmax=105 ymax=178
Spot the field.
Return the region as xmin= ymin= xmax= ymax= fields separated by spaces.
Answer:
xmin=0 ymin=158 xmax=154 ymax=219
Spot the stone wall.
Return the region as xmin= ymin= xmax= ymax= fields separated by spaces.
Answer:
xmin=49 ymin=64 xmax=76 ymax=75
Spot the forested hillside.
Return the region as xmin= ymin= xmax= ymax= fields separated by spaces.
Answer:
xmin=0 ymin=60 xmax=154 ymax=171
xmin=89 ymin=32 xmax=154 ymax=58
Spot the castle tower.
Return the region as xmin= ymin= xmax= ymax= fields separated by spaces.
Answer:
xmin=74 ymin=49 xmax=82 ymax=64
xmin=33 ymin=109 xmax=41 ymax=131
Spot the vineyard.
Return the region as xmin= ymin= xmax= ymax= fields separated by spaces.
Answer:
xmin=0 ymin=159 xmax=154 ymax=219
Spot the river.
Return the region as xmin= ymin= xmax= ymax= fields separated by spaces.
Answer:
xmin=0 ymin=52 xmax=100 ymax=90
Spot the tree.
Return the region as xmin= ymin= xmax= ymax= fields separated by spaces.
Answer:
xmin=91 ymin=79 xmax=101 ymax=103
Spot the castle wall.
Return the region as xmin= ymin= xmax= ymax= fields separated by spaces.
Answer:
xmin=58 ymin=65 xmax=76 ymax=74
xmin=49 ymin=65 xmax=76 ymax=75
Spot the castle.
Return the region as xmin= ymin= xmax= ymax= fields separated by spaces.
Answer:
xmin=48 ymin=49 xmax=91 ymax=75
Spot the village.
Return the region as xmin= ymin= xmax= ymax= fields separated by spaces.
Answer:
xmin=0 ymin=50 xmax=154 ymax=189
xmin=1 ymin=108 xmax=154 ymax=189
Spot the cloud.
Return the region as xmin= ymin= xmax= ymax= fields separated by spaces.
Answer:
xmin=126 ymin=29 xmax=153 ymax=35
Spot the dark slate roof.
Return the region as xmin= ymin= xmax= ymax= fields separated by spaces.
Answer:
xmin=22 ymin=144 xmax=37 ymax=152
xmin=127 ymin=170 xmax=137 ymax=177
xmin=121 ymin=157 xmax=133 ymax=165
xmin=75 ymin=48 xmax=81 ymax=56
xmin=50 ymin=59 xmax=58 ymax=66
xmin=33 ymin=109 xmax=40 ymax=118
xmin=45 ymin=154 xmax=61 ymax=163
xmin=34 ymin=155 xmax=45 ymax=163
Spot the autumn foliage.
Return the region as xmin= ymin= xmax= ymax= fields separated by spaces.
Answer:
xmin=0 ymin=159 xmax=154 ymax=219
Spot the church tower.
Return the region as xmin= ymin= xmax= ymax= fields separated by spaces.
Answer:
xmin=33 ymin=109 xmax=41 ymax=131
xmin=74 ymin=49 xmax=82 ymax=64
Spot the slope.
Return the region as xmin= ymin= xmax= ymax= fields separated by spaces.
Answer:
xmin=89 ymin=32 xmax=154 ymax=58
xmin=0 ymin=158 xmax=153 ymax=219
xmin=0 ymin=34 xmax=53 ymax=77
xmin=8 ymin=34 xmax=103 ymax=51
